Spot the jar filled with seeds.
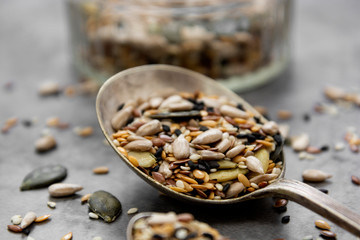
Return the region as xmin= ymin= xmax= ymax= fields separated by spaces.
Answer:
xmin=67 ymin=0 xmax=292 ymax=91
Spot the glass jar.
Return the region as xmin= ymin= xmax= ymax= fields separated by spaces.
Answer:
xmin=67 ymin=0 xmax=292 ymax=92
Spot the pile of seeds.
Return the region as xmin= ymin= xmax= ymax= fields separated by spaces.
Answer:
xmin=131 ymin=212 xmax=229 ymax=240
xmin=111 ymin=91 xmax=283 ymax=200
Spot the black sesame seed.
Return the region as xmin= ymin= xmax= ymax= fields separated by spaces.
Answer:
xmin=199 ymin=160 xmax=210 ymax=172
xmin=202 ymin=232 xmax=214 ymax=240
xmin=207 ymin=161 xmax=220 ymax=169
xmin=155 ymin=147 xmax=163 ymax=158
xmin=193 ymin=101 xmax=205 ymax=111
xmin=254 ymin=116 xmax=261 ymax=124
xmin=320 ymin=145 xmax=329 ymax=151
xmin=198 ymin=164 xmax=207 ymax=171
xmin=162 ymin=124 xmax=170 ymax=132
xmin=188 ymin=160 xmax=196 ymax=170
xmin=318 ymin=188 xmax=329 ymax=194
xmin=174 ymin=129 xmax=182 ymax=136
xmin=236 ymin=103 xmax=245 ymax=111
xmin=22 ymin=120 xmax=32 ymax=127
xmin=117 ymin=103 xmax=125 ymax=111
xmin=152 ymin=234 xmax=164 ymax=239
xmin=281 ymin=215 xmax=290 ymax=224
xmin=196 ymin=179 xmax=204 ymax=184
xmin=206 ymin=107 xmax=214 ymax=112
xmin=152 ymin=165 xmax=160 ymax=172
xmin=252 ymin=132 xmax=265 ymax=140
xmin=223 ymin=183 xmax=230 ymax=192
xmin=303 ymin=113 xmax=311 ymax=122
xmin=22 ymin=228 xmax=31 ymax=235
xmin=199 ymin=126 xmax=209 ymax=131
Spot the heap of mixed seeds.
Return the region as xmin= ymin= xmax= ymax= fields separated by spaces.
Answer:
xmin=111 ymin=91 xmax=283 ymax=200
xmin=132 ymin=212 xmax=229 ymax=240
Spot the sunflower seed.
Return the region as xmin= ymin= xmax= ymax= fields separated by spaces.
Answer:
xmin=111 ymin=106 xmax=133 ymax=130
xmin=191 ymin=129 xmax=223 ymax=145
xmin=302 ymin=169 xmax=332 ymax=182
xmin=291 ymin=133 xmax=310 ymax=151
xmin=20 ymin=211 xmax=36 ymax=229
xmin=124 ymin=139 xmax=153 ymax=151
xmin=215 ymin=138 xmax=231 ymax=153
xmin=245 ymin=156 xmax=265 ymax=174
xmin=226 ymin=144 xmax=245 ymax=158
xmin=48 ymin=183 xmax=83 ymax=197
xmin=198 ymin=150 xmax=225 ymax=160
xmin=249 ymin=174 xmax=278 ymax=184
xmin=172 ymin=135 xmax=190 ymax=159
xmin=47 ymin=201 xmax=56 ymax=208
xmin=92 ymin=166 xmax=109 ymax=174
xmin=136 ymin=120 xmax=162 ymax=136
xmin=168 ymin=100 xmax=194 ymax=111
xmin=20 ymin=164 xmax=67 ymax=191
xmin=220 ymin=105 xmax=249 ymax=119
xmin=38 ymin=81 xmax=60 ymax=96
xmin=261 ymin=121 xmax=279 ymax=136
xmin=88 ymin=190 xmax=122 ymax=223
xmin=35 ymin=135 xmax=56 ymax=152
xmin=226 ymin=182 xmax=245 ymax=198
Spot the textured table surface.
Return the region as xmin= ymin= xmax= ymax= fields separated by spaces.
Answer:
xmin=1 ymin=0 xmax=360 ymax=239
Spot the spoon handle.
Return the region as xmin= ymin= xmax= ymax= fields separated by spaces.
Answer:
xmin=265 ymin=178 xmax=360 ymax=236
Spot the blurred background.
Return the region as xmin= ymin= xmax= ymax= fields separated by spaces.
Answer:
xmin=1 ymin=0 xmax=360 ymax=239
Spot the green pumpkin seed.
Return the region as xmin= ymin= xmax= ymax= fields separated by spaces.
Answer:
xmin=254 ymin=148 xmax=269 ymax=173
xmin=128 ymin=151 xmax=156 ymax=168
xmin=216 ymin=160 xmax=238 ymax=169
xmin=20 ymin=164 xmax=67 ymax=191
xmin=209 ymin=168 xmax=248 ymax=182
xmin=88 ymin=190 xmax=122 ymax=223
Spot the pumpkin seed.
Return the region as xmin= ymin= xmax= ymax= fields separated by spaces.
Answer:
xmin=20 ymin=164 xmax=67 ymax=191
xmin=88 ymin=190 xmax=122 ymax=223
xmin=254 ymin=148 xmax=270 ymax=173
xmin=209 ymin=168 xmax=248 ymax=182
xmin=128 ymin=151 xmax=156 ymax=168
xmin=216 ymin=160 xmax=238 ymax=169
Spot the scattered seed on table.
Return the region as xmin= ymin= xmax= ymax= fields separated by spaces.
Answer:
xmin=92 ymin=237 xmax=103 ymax=240
xmin=127 ymin=208 xmax=138 ymax=215
xmin=74 ymin=126 xmax=93 ymax=137
xmin=38 ymin=81 xmax=60 ymax=96
xmin=302 ymin=235 xmax=313 ymax=240
xmin=281 ymin=215 xmax=290 ymax=224
xmin=48 ymin=183 xmax=83 ymax=197
xmin=334 ymin=142 xmax=345 ymax=151
xmin=92 ymin=166 xmax=109 ymax=174
xmin=320 ymin=230 xmax=336 ymax=239
xmin=47 ymin=201 xmax=56 ymax=208
xmin=35 ymin=135 xmax=57 ymax=152
xmin=34 ymin=214 xmax=51 ymax=223
xmin=273 ymin=199 xmax=288 ymax=208
xmin=89 ymin=212 xmax=99 ymax=219
xmin=302 ymin=169 xmax=332 ymax=182
xmin=11 ymin=215 xmax=22 ymax=225
xmin=27 ymin=236 xmax=35 ymax=240
xmin=61 ymin=232 xmax=73 ymax=240
xmin=20 ymin=211 xmax=36 ymax=229
xmin=88 ymin=190 xmax=122 ymax=223
xmin=277 ymin=110 xmax=292 ymax=120
xmin=351 ymin=175 xmax=360 ymax=185
xmin=81 ymin=193 xmax=92 ymax=204
xmin=318 ymin=188 xmax=329 ymax=194
xmin=7 ymin=224 xmax=22 ymax=233
xmin=315 ymin=219 xmax=331 ymax=230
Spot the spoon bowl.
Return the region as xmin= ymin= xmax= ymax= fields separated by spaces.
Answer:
xmin=96 ymin=65 xmax=360 ymax=236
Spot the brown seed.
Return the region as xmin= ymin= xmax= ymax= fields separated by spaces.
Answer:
xmin=35 ymin=214 xmax=51 ymax=223
xmin=61 ymin=232 xmax=73 ymax=240
xmin=277 ymin=110 xmax=292 ymax=120
xmin=92 ymin=166 xmax=109 ymax=174
xmin=75 ymin=126 xmax=93 ymax=137
xmin=35 ymin=135 xmax=56 ymax=152
xmin=258 ymin=181 xmax=268 ymax=188
xmin=237 ymin=173 xmax=250 ymax=187
xmin=273 ymin=199 xmax=288 ymax=208
xmin=151 ymin=138 xmax=165 ymax=147
xmin=306 ymin=146 xmax=322 ymax=154
xmin=81 ymin=193 xmax=92 ymax=204
xmin=315 ymin=219 xmax=331 ymax=230
xmin=152 ymin=172 xmax=165 ymax=184
xmin=7 ymin=225 xmax=22 ymax=233
xmin=351 ymin=175 xmax=360 ymax=185
xmin=320 ymin=230 xmax=336 ymax=238
xmin=193 ymin=169 xmax=205 ymax=179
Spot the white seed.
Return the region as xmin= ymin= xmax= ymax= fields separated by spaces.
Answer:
xmin=149 ymin=97 xmax=163 ymax=109
xmin=278 ymin=124 xmax=290 ymax=139
xmin=172 ymin=134 xmax=190 ymax=159
xmin=324 ymin=86 xmax=345 ymax=100
xmin=250 ymin=183 xmax=259 ymax=189
xmin=302 ymin=169 xmax=332 ymax=182
xmin=291 ymin=133 xmax=310 ymax=151
xmin=35 ymin=135 xmax=56 ymax=152
xmin=226 ymin=144 xmax=245 ymax=158
xmin=38 ymin=81 xmax=60 ymax=96
xmin=176 ymin=180 xmax=185 ymax=189
xmin=47 ymin=201 xmax=56 ymax=208
xmin=168 ymin=100 xmax=194 ymax=111
xmin=245 ymin=156 xmax=264 ymax=174
xmin=199 ymin=150 xmax=225 ymax=160
xmin=136 ymin=120 xmax=162 ymax=136
xmin=261 ymin=121 xmax=279 ymax=136
xmin=111 ymin=106 xmax=133 ymax=130
xmin=124 ymin=139 xmax=153 ymax=151
xmin=189 ymin=154 xmax=201 ymax=161
xmin=158 ymin=95 xmax=182 ymax=109
xmin=334 ymin=142 xmax=345 ymax=151
xmin=220 ymin=105 xmax=249 ymax=119
xmin=147 ymin=212 xmax=177 ymax=225
xmin=89 ymin=212 xmax=99 ymax=219
xmin=112 ymin=139 xmax=120 ymax=146
xmin=127 ymin=208 xmax=138 ymax=215
xmin=48 ymin=183 xmax=83 ymax=197
xmin=20 ymin=211 xmax=36 ymax=229
xmin=92 ymin=237 xmax=103 ymax=240
xmin=215 ymin=183 xmax=223 ymax=191
xmin=191 ymin=129 xmax=223 ymax=145
xmin=210 ymin=168 xmax=217 ymax=173
xmin=302 ymin=235 xmax=313 ymax=240
xmin=11 ymin=215 xmax=22 ymax=225
xmin=180 ymin=166 xmax=191 ymax=171
xmin=27 ymin=237 xmax=36 ymax=240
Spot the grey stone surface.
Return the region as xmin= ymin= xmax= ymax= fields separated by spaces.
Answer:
xmin=1 ymin=0 xmax=360 ymax=239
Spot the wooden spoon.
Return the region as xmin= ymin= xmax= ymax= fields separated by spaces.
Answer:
xmin=96 ymin=65 xmax=360 ymax=236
